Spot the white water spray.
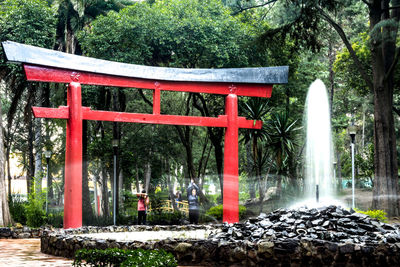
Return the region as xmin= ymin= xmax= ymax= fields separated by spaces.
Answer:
xmin=296 ymin=79 xmax=339 ymax=207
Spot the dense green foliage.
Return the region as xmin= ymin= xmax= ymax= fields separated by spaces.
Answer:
xmin=73 ymin=248 xmax=177 ymax=267
xmin=8 ymin=194 xmax=27 ymax=225
xmin=206 ymin=204 xmax=247 ymax=221
xmin=355 ymin=208 xmax=388 ymax=223
xmin=25 ymin=185 xmax=47 ymax=227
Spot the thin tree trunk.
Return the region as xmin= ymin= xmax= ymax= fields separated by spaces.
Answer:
xmin=101 ymin=161 xmax=109 ymax=216
xmin=135 ymin=162 xmax=140 ymax=192
xmin=144 ymin=161 xmax=151 ymax=193
xmin=118 ymin=171 xmax=123 ymax=210
xmin=25 ymin=86 xmax=35 ymax=195
xmin=246 ymin=142 xmax=256 ymax=199
xmin=337 ymin=152 xmax=342 ymax=191
xmin=33 ymin=85 xmax=43 ymax=195
xmin=0 ymin=99 xmax=12 ymax=226
xmin=6 ymin=151 xmax=11 ymax=199
xmin=166 ymin=158 xmax=177 ymax=211
xmin=111 ymin=89 xmax=120 ymax=218
xmin=328 ymin=42 xmax=335 ymax=115
xmin=82 ymin=120 xmax=93 ymax=223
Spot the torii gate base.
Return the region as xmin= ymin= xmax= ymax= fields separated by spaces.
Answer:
xmin=2 ymin=41 xmax=288 ymax=229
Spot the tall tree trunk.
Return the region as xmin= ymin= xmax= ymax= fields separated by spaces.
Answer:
xmin=25 ymin=86 xmax=35 ymax=195
xmin=6 ymin=150 xmax=11 ymax=200
xmin=33 ymin=85 xmax=43 ymax=195
xmin=118 ymin=171 xmax=123 ymax=210
xmin=101 ymin=162 xmax=109 ymax=216
xmin=0 ymin=100 xmax=12 ymax=226
xmin=144 ymin=161 xmax=151 ymax=193
xmin=112 ymin=89 xmax=120 ymax=218
xmin=6 ymin=81 xmax=25 ymax=199
xmin=370 ymin=0 xmax=400 ymax=217
xmin=165 ymin=158 xmax=177 ymax=211
xmin=135 ymin=162 xmax=140 ymax=192
xmin=328 ymin=42 xmax=335 ymax=115
xmin=336 ymin=152 xmax=342 ymax=191
xmin=213 ymin=141 xmax=224 ymax=202
xmin=246 ymin=142 xmax=256 ymax=199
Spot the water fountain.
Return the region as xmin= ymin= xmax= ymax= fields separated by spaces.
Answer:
xmin=294 ymin=79 xmax=340 ymax=208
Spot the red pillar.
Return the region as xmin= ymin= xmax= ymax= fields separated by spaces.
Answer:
xmin=223 ymin=93 xmax=239 ymax=223
xmin=64 ymin=82 xmax=83 ymax=229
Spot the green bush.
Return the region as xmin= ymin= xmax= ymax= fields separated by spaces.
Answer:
xmin=9 ymin=194 xmax=27 ymax=225
xmin=205 ymin=204 xmax=247 ymax=221
xmin=73 ymin=248 xmax=177 ymax=267
xmin=46 ymin=211 xmax=64 ymax=228
xmin=355 ymin=208 xmax=388 ymax=222
xmin=25 ymin=185 xmax=47 ymax=228
xmin=147 ymin=211 xmax=185 ymax=225
xmin=84 ymin=214 xmax=114 ymax=226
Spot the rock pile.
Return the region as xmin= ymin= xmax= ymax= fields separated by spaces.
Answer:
xmin=209 ymin=205 xmax=400 ymax=245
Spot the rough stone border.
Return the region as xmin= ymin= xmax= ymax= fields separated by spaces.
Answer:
xmin=0 ymin=226 xmax=47 ymax=239
xmin=39 ymin=225 xmax=400 ymax=266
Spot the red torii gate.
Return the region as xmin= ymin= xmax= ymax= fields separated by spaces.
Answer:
xmin=2 ymin=41 xmax=288 ymax=229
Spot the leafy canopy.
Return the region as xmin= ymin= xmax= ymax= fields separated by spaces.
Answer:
xmin=79 ymin=0 xmax=266 ymax=68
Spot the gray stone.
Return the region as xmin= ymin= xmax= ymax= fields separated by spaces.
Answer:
xmin=258 ymin=241 xmax=274 ymax=253
xmin=174 ymin=242 xmax=193 ymax=253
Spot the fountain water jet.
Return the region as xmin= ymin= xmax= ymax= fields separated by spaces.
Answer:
xmin=294 ymin=79 xmax=341 ymax=208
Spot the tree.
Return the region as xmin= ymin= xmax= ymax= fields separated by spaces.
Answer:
xmin=79 ymin=0 xmax=269 ymax=202
xmin=0 ymin=0 xmax=56 ymax=211
xmin=240 ymin=98 xmax=271 ymax=202
xmin=265 ymin=111 xmax=300 ymax=197
xmin=235 ymin=0 xmax=400 ymax=216
xmin=0 ymin=97 xmax=12 ymax=226
xmin=320 ymin=1 xmax=400 ymax=215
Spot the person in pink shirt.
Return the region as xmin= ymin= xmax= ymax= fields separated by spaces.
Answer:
xmin=136 ymin=190 xmax=149 ymax=225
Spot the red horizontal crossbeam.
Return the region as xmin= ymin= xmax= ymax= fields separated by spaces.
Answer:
xmin=24 ymin=64 xmax=272 ymax=98
xmin=32 ymin=106 xmax=69 ymax=119
xmin=31 ymin=106 xmax=262 ymax=129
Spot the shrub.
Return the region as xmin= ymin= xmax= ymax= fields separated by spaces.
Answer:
xmin=25 ymin=185 xmax=47 ymax=227
xmin=46 ymin=211 xmax=64 ymax=228
xmin=9 ymin=194 xmax=27 ymax=225
xmin=84 ymin=214 xmax=114 ymax=226
xmin=147 ymin=211 xmax=185 ymax=225
xmin=73 ymin=248 xmax=177 ymax=267
xmin=205 ymin=204 xmax=247 ymax=221
xmin=355 ymin=208 xmax=388 ymax=223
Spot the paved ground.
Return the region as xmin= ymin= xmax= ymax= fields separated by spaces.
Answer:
xmin=0 ymin=238 xmax=73 ymax=267
xmin=0 ymin=239 xmax=202 ymax=267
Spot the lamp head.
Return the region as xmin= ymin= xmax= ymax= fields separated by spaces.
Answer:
xmin=112 ymin=139 xmax=119 ymax=147
xmin=44 ymin=150 xmax=52 ymax=159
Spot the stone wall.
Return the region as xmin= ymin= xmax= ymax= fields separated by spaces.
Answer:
xmin=40 ymin=225 xmax=400 ymax=266
xmin=0 ymin=226 xmax=46 ymax=239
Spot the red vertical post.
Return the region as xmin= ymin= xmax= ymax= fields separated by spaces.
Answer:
xmin=64 ymin=82 xmax=83 ymax=229
xmin=223 ymin=93 xmax=239 ymax=223
xmin=153 ymin=85 xmax=161 ymax=115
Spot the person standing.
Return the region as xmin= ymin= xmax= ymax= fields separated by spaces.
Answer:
xmin=136 ymin=190 xmax=149 ymax=225
xmin=187 ymin=180 xmax=200 ymax=224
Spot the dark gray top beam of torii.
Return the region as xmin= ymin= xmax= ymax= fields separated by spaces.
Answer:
xmin=2 ymin=41 xmax=288 ymax=84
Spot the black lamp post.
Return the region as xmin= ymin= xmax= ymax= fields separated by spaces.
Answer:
xmin=44 ymin=150 xmax=52 ymax=213
xmin=348 ymin=123 xmax=357 ymax=209
xmin=112 ymin=139 xmax=119 ymax=225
